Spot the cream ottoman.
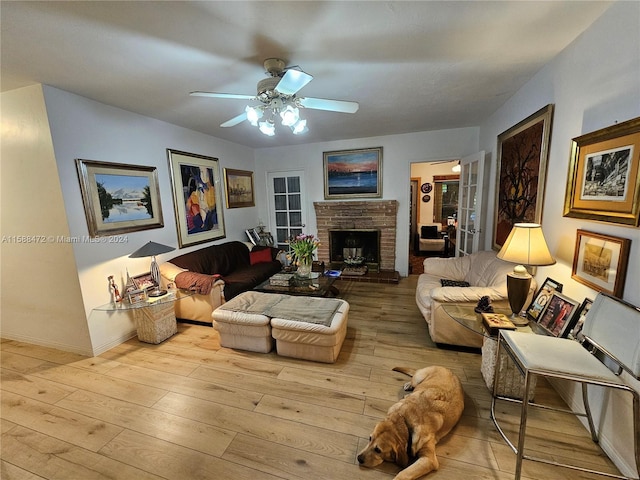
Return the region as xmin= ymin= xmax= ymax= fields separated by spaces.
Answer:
xmin=212 ymin=292 xmax=278 ymax=353
xmin=270 ymin=298 xmax=349 ymax=363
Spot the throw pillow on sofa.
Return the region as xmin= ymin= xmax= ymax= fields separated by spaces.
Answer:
xmin=250 ymin=248 xmax=273 ymax=265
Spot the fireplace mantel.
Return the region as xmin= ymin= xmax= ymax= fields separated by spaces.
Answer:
xmin=314 ymin=200 xmax=398 ymax=271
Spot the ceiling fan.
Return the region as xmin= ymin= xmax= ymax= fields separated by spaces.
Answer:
xmin=190 ymin=58 xmax=359 ymax=136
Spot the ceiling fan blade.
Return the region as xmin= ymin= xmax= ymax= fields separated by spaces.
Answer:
xmin=275 ymin=69 xmax=313 ymax=96
xmin=220 ymin=112 xmax=248 ymax=128
xmin=299 ymin=97 xmax=359 ymax=113
xmin=190 ymin=91 xmax=256 ymax=100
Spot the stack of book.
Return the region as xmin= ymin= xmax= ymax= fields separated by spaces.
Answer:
xmin=269 ymin=273 xmax=294 ymax=286
xmin=481 ymin=313 xmax=517 ymax=336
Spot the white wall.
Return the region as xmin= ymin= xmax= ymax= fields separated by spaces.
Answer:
xmin=254 ymin=129 xmax=479 ymax=276
xmin=40 ymin=86 xmax=258 ymax=354
xmin=1 ymin=85 xmax=93 ymax=355
xmin=479 ymin=2 xmax=640 ymax=475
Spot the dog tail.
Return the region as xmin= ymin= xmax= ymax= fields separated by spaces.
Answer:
xmin=392 ymin=366 xmax=416 ymax=377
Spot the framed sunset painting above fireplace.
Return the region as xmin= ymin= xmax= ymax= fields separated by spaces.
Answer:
xmin=323 ymin=147 xmax=383 ymax=199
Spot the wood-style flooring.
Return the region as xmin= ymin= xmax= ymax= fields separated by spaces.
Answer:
xmin=1 ymin=276 xmax=622 ymax=479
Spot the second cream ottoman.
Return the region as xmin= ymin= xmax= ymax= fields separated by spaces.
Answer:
xmin=270 ymin=298 xmax=349 ymax=363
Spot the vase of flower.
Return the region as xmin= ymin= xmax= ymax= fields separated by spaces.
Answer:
xmin=296 ymin=256 xmax=312 ymax=278
xmin=288 ymin=233 xmax=319 ymax=279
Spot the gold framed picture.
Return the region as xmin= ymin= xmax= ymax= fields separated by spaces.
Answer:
xmin=563 ymin=116 xmax=640 ymax=226
xmin=572 ymin=229 xmax=631 ymax=298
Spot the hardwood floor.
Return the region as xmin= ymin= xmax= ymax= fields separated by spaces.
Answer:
xmin=1 ymin=276 xmax=621 ymax=479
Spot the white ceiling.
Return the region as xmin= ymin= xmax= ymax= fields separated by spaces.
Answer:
xmin=1 ymin=1 xmax=613 ymax=149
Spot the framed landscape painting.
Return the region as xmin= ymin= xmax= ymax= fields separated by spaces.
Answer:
xmin=563 ymin=116 xmax=640 ymax=226
xmin=224 ymin=168 xmax=255 ymax=208
xmin=493 ymin=105 xmax=554 ymax=249
xmin=76 ymin=159 xmax=164 ymax=237
xmin=323 ymin=147 xmax=383 ymax=199
xmin=167 ymin=149 xmax=225 ymax=248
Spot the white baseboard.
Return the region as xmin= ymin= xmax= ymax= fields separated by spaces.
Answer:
xmin=1 ymin=332 xmax=94 ymax=357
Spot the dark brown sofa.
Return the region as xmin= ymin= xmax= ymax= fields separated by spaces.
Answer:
xmin=159 ymin=241 xmax=282 ymax=323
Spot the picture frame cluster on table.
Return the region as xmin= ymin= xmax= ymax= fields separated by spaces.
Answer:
xmin=525 ymin=276 xmax=593 ymax=341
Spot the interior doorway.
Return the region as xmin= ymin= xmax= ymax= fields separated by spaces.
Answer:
xmin=409 ymin=160 xmax=459 ymax=273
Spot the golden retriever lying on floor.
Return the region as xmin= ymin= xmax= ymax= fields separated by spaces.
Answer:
xmin=357 ymin=366 xmax=464 ymax=480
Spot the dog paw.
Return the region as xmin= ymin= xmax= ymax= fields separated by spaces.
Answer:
xmin=403 ymin=382 xmax=414 ymax=391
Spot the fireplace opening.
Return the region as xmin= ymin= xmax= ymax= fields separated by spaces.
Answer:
xmin=329 ymin=229 xmax=380 ymax=270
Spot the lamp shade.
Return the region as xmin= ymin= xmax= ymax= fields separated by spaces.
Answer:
xmin=497 ymin=223 xmax=555 ymax=267
xmin=129 ymin=241 xmax=175 ymax=258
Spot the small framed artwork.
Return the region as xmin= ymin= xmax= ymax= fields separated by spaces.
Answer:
xmin=224 ymin=168 xmax=255 ymax=208
xmin=167 ymin=149 xmax=226 ymax=248
xmin=493 ymin=105 xmax=554 ymax=249
xmin=133 ymin=272 xmax=156 ymax=291
xmin=76 ymin=159 xmax=164 ymax=237
xmin=127 ymin=288 xmax=147 ymax=305
xmin=536 ymin=292 xmax=580 ymax=337
xmin=572 ymin=229 xmax=631 ymax=298
xmin=526 ymin=277 xmax=563 ymax=320
xmin=563 ymin=117 xmax=640 ymax=226
xmin=323 ymin=147 xmax=383 ymax=199
xmin=568 ymin=298 xmax=594 ymax=342
xmin=245 ymin=228 xmax=260 ymax=245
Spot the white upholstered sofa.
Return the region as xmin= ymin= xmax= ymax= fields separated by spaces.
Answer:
xmin=415 ymin=251 xmax=536 ymax=348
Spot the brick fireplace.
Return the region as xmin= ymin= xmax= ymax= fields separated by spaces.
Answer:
xmin=314 ymin=200 xmax=398 ymax=272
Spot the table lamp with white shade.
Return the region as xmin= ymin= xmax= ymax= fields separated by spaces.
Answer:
xmin=496 ymin=223 xmax=555 ymax=325
xmin=129 ymin=241 xmax=175 ymax=297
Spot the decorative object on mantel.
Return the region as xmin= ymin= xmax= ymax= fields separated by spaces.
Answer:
xmin=496 ymin=223 xmax=556 ymax=326
xmin=571 ymin=229 xmax=630 ymax=298
xmin=493 ymin=104 xmax=554 ymax=249
xmin=129 ymin=241 xmax=176 ymax=297
xmin=563 ymin=116 xmax=640 ymax=226
xmin=323 ymin=147 xmax=383 ymax=199
xmin=287 ymin=233 xmax=320 ymax=278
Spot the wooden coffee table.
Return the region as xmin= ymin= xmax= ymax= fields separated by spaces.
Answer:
xmin=254 ymin=273 xmax=339 ymax=297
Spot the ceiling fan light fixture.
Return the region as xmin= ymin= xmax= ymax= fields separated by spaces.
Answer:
xmin=258 ymin=119 xmax=276 ymax=136
xmin=452 ymin=161 xmax=461 ymax=173
xmin=245 ymin=105 xmax=263 ymax=126
xmin=280 ymin=105 xmax=300 ymax=127
xmin=291 ymin=118 xmax=308 ymax=135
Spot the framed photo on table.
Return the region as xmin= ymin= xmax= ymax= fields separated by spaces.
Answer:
xmin=572 ymin=229 xmax=631 ymax=298
xmin=563 ymin=117 xmax=640 ymax=226
xmin=323 ymin=147 xmax=383 ymax=199
xmin=526 ymin=277 xmax=563 ymax=321
xmin=493 ymin=105 xmax=554 ymax=249
xmin=75 ymin=159 xmax=164 ymax=237
xmin=133 ymin=272 xmax=156 ymax=291
xmin=536 ymin=292 xmax=580 ymax=338
xmin=568 ymin=298 xmax=594 ymax=342
xmin=167 ymin=149 xmax=225 ymax=247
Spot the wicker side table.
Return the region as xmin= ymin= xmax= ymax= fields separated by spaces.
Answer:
xmin=95 ymin=289 xmax=195 ymax=344
xmin=481 ymin=335 xmax=536 ymax=400
xmin=134 ymin=301 xmax=177 ymax=344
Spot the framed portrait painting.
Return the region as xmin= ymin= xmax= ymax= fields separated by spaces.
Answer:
xmin=167 ymin=149 xmax=225 ymax=248
xmin=323 ymin=147 xmax=383 ymax=199
xmin=493 ymin=105 xmax=554 ymax=249
xmin=572 ymin=229 xmax=630 ymax=298
xmin=536 ymin=292 xmax=580 ymax=338
xmin=563 ymin=116 xmax=640 ymax=226
xmin=224 ymin=168 xmax=255 ymax=208
xmin=76 ymin=159 xmax=164 ymax=237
